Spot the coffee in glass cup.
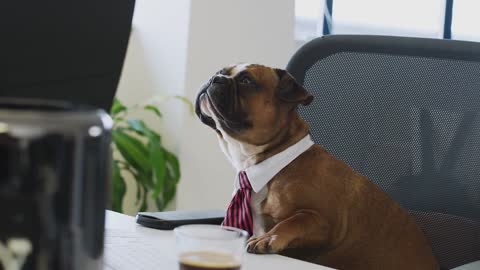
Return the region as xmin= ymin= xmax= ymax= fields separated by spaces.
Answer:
xmin=174 ymin=225 xmax=247 ymax=270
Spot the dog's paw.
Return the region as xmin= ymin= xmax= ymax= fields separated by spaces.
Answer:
xmin=246 ymin=234 xmax=289 ymax=254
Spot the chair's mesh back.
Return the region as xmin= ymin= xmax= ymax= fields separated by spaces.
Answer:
xmin=299 ymin=52 xmax=480 ymax=269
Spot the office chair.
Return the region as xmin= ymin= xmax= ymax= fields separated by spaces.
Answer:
xmin=287 ymin=35 xmax=480 ymax=269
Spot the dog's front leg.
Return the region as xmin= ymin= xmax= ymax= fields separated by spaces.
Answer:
xmin=246 ymin=209 xmax=330 ymax=254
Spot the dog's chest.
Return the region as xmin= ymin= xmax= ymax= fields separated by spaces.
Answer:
xmin=251 ymin=186 xmax=275 ymax=236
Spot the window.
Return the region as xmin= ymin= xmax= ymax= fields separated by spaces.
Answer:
xmin=295 ymin=0 xmax=325 ymax=42
xmin=333 ymin=0 xmax=444 ymax=38
xmin=295 ymin=0 xmax=480 ymax=45
xmin=452 ymin=0 xmax=480 ymax=42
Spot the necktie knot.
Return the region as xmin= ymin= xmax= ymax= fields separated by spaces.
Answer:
xmin=239 ymin=171 xmax=252 ymax=190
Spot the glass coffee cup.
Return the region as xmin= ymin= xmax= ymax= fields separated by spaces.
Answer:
xmin=174 ymin=225 xmax=248 ymax=270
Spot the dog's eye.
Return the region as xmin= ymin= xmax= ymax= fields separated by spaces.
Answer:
xmin=240 ymin=77 xmax=253 ymax=85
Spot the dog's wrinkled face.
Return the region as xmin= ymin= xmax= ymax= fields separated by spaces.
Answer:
xmin=195 ymin=64 xmax=313 ymax=145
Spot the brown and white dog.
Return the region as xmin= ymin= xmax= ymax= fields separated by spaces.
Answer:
xmin=195 ymin=63 xmax=438 ymax=270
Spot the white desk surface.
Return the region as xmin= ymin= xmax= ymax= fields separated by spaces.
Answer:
xmin=104 ymin=210 xmax=333 ymax=270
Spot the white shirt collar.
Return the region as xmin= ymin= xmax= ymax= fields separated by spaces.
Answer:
xmin=235 ymin=135 xmax=314 ymax=192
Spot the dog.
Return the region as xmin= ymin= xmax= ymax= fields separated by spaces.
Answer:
xmin=195 ymin=63 xmax=438 ymax=270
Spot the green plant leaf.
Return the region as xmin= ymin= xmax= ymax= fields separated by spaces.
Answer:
xmin=126 ymin=119 xmax=161 ymax=141
xmin=111 ymin=97 xmax=184 ymax=213
xmin=154 ymin=197 xmax=165 ymax=211
xmin=135 ymin=178 xmax=141 ymax=204
xmin=111 ymin=98 xmax=127 ymax=116
xmin=165 ymin=185 xmax=176 ymax=208
xmin=144 ymin=105 xmax=163 ymax=118
xmin=163 ymin=171 xmax=177 ymax=207
xmin=140 ymin=185 xmax=148 ymax=212
xmin=126 ymin=119 xmax=148 ymax=135
xmin=126 ymin=170 xmax=152 ymax=211
xmin=149 ymin=139 xmax=166 ymax=198
xmin=126 ymin=166 xmax=153 ymax=190
xmin=112 ymin=130 xmax=150 ymax=173
xmin=173 ymin=95 xmax=194 ymax=115
xmin=111 ymin=160 xmax=126 ymax=213
xmin=165 ymin=150 xmax=181 ymax=183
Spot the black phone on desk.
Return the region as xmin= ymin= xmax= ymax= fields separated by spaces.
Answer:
xmin=136 ymin=209 xmax=225 ymax=230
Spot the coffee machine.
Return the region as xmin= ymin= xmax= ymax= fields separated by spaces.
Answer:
xmin=0 ymin=0 xmax=135 ymax=269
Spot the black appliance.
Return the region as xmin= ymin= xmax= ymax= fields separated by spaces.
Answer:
xmin=0 ymin=0 xmax=135 ymax=269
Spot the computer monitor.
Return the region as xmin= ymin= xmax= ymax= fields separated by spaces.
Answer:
xmin=0 ymin=0 xmax=136 ymax=111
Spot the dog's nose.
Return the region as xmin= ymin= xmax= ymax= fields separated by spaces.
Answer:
xmin=212 ymin=75 xmax=229 ymax=84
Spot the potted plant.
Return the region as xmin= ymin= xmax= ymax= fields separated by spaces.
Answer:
xmin=110 ymin=97 xmax=193 ymax=213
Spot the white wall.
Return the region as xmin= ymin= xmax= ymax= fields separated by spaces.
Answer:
xmin=115 ymin=0 xmax=191 ymax=215
xmin=116 ymin=0 xmax=295 ymax=214
xmin=177 ymin=0 xmax=295 ymax=210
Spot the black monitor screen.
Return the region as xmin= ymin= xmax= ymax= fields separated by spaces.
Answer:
xmin=0 ymin=0 xmax=135 ymax=111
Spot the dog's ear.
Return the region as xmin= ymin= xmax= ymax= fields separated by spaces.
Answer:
xmin=274 ymin=69 xmax=313 ymax=106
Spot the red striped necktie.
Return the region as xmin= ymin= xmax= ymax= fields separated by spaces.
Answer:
xmin=223 ymin=171 xmax=253 ymax=236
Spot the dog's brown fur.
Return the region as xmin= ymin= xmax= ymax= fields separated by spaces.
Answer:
xmin=196 ymin=64 xmax=438 ymax=269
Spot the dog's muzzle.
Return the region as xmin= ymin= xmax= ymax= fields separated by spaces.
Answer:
xmin=195 ymin=74 xmax=252 ymax=134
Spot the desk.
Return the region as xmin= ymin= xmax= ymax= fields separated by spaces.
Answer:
xmin=104 ymin=210 xmax=333 ymax=270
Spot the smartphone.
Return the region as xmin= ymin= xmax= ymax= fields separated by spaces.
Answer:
xmin=135 ymin=209 xmax=225 ymax=230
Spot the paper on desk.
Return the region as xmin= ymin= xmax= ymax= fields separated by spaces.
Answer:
xmin=103 ymin=228 xmax=331 ymax=270
xmin=103 ymin=228 xmax=178 ymax=270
